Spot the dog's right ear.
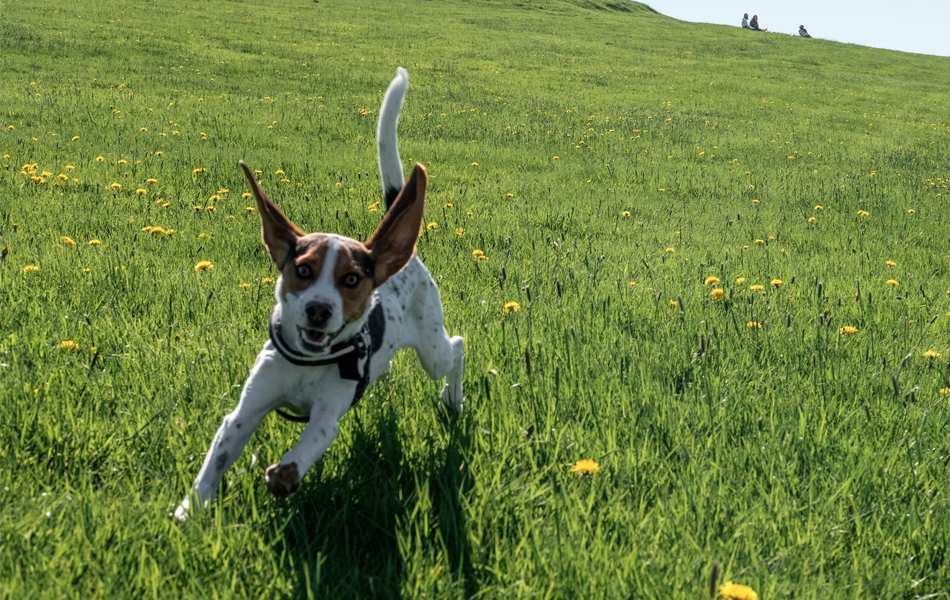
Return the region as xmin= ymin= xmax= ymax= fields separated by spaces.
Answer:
xmin=240 ymin=161 xmax=303 ymax=269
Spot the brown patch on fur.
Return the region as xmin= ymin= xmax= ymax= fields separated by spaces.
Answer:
xmin=334 ymin=239 xmax=377 ymax=323
xmin=240 ymin=161 xmax=303 ymax=269
xmin=278 ymin=234 xmax=331 ymax=299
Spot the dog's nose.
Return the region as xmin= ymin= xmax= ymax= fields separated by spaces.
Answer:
xmin=305 ymin=301 xmax=333 ymax=326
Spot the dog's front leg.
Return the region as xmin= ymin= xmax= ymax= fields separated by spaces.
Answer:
xmin=175 ymin=361 xmax=282 ymax=521
xmin=264 ymin=385 xmax=353 ymax=497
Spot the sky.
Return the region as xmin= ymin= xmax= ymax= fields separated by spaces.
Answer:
xmin=644 ymin=0 xmax=949 ymax=58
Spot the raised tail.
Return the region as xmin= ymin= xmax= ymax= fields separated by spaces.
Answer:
xmin=377 ymin=67 xmax=408 ymax=211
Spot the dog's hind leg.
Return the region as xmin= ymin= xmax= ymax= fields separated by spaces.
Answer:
xmin=415 ymin=330 xmax=465 ymax=413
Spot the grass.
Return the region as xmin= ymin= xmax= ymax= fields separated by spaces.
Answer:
xmin=2 ymin=0 xmax=950 ymax=597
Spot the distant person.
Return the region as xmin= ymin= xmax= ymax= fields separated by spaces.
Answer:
xmin=799 ymin=25 xmax=812 ymax=38
xmin=741 ymin=13 xmax=751 ymax=28
xmin=749 ymin=15 xmax=767 ymax=31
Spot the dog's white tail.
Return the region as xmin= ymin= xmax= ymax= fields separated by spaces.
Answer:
xmin=377 ymin=67 xmax=408 ymax=211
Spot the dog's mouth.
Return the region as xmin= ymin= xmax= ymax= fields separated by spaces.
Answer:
xmin=299 ymin=327 xmax=333 ymax=350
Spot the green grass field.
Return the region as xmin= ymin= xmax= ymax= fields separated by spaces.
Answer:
xmin=2 ymin=0 xmax=949 ymax=597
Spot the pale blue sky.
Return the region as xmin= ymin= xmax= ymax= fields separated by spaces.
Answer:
xmin=645 ymin=0 xmax=949 ymax=57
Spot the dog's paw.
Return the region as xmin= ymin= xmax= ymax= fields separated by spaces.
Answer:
xmin=264 ymin=462 xmax=300 ymax=497
xmin=173 ymin=498 xmax=191 ymax=522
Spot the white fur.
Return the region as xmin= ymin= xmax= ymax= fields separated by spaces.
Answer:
xmin=175 ymin=68 xmax=464 ymax=522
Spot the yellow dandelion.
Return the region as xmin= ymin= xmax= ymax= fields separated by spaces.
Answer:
xmin=570 ymin=459 xmax=600 ymax=475
xmin=503 ymin=301 xmax=520 ymax=314
xmin=940 ymin=388 xmax=950 ymax=395
xmin=628 ymin=281 xmax=637 ymax=287
xmin=59 ymin=340 xmax=80 ymax=352
xmin=23 ymin=265 xmax=39 ymax=274
xmin=242 ymin=192 xmax=252 ymax=199
xmin=57 ymin=173 xmax=67 ymax=180
xmin=477 ymin=255 xmax=489 ymax=262
xmin=193 ymin=168 xmax=205 ymax=174
xmin=669 ymin=300 xmax=678 ymax=307
xmin=704 ymin=276 xmax=720 ymax=285
xmin=751 ymin=199 xmax=759 ymax=205
xmin=427 ymin=222 xmax=438 ymax=231
xmin=164 ymin=229 xmax=176 ymax=236
xmin=150 ymin=227 xmax=165 ymax=235
xmin=262 ymin=277 xmax=275 ymax=284
xmin=276 ymin=169 xmax=285 ymax=175
xmin=117 ymin=159 xmax=127 ymax=165
xmin=908 ymin=209 xmax=916 ymax=214
xmin=6 ymin=125 xmax=13 ymax=131
xmin=839 ymin=326 xmax=858 ymax=335
xmin=239 ymin=283 xmax=251 ymax=290
xmin=62 ymin=236 xmax=76 ymax=247
xmin=886 ymin=279 xmax=899 ymax=287
xmin=472 ymin=249 xmax=485 ymax=258
xmin=857 ymin=210 xmax=869 ymax=216
xmin=552 ymin=156 xmax=559 ymax=161
xmin=622 ymin=211 xmax=631 ymax=217
xmin=198 ymin=233 xmax=210 ymax=239
xmin=718 ymin=581 xmax=758 ymax=600
xmin=96 ymin=156 xmax=104 ymax=162
xmin=455 ymin=228 xmax=466 ymax=235
xmin=750 ymin=285 xmax=765 ymax=292
xmin=754 ymin=239 xmax=764 ymax=245
xmin=194 ymin=206 xmax=203 ymax=211
xmin=885 ymin=260 xmax=896 ymax=267
xmin=747 ymin=321 xmax=761 ymax=329
xmin=711 ymin=288 xmax=725 ymax=299
xmin=506 ymin=193 xmax=514 ymax=198
xmin=146 ymin=178 xmax=157 ymax=184
xmin=136 ymin=188 xmax=147 ymax=195
xmin=735 ymin=277 xmax=746 ymax=285
xmin=922 ymin=350 xmax=941 ymax=359
xmin=110 ymin=182 xmax=121 ymax=190
xmin=771 ymin=279 xmax=783 ymax=287
xmin=664 ymin=247 xmax=675 ymax=253
xmin=194 ymin=260 xmax=214 ymax=272
xmin=808 ymin=217 xmax=816 ymax=225
xmin=814 ymin=205 xmax=823 ymax=210
xmin=88 ymin=239 xmax=101 ymax=246
xmin=66 ymin=165 xmax=74 ymax=171
xmin=471 ymin=162 xmax=479 ymax=167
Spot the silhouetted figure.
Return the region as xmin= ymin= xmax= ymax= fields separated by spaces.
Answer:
xmin=741 ymin=13 xmax=751 ymax=29
xmin=799 ymin=25 xmax=812 ymax=38
xmin=749 ymin=15 xmax=767 ymax=31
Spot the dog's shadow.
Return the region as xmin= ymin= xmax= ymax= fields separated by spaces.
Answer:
xmin=270 ymin=397 xmax=475 ymax=599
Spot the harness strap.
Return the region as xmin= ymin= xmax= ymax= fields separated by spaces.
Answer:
xmin=268 ymin=303 xmax=385 ymax=422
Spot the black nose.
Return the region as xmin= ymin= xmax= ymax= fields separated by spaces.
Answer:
xmin=305 ymin=302 xmax=333 ymax=325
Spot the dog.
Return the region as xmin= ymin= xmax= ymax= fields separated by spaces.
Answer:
xmin=175 ymin=68 xmax=464 ymax=521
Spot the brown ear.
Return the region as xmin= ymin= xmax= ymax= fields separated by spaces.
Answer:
xmin=365 ymin=162 xmax=427 ymax=286
xmin=240 ymin=160 xmax=303 ymax=269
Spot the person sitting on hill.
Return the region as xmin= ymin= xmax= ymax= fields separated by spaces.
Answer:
xmin=741 ymin=13 xmax=751 ymax=28
xmin=799 ymin=25 xmax=812 ymax=38
xmin=749 ymin=15 xmax=767 ymax=31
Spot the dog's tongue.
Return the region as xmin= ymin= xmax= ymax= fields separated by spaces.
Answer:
xmin=304 ymin=329 xmax=328 ymax=345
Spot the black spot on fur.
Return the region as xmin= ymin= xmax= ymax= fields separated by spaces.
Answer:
xmin=214 ymin=452 xmax=229 ymax=474
xmin=384 ymin=185 xmax=400 ymax=210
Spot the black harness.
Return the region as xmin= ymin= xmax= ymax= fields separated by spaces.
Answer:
xmin=268 ymin=303 xmax=386 ymax=422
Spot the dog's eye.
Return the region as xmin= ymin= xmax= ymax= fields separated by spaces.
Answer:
xmin=341 ymin=273 xmax=361 ymax=288
xmin=295 ymin=264 xmax=313 ymax=279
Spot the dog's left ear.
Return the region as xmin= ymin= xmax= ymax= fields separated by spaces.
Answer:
xmin=240 ymin=161 xmax=303 ymax=269
xmin=365 ymin=163 xmax=427 ymax=286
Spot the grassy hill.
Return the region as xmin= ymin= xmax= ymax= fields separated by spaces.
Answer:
xmin=2 ymin=0 xmax=949 ymax=598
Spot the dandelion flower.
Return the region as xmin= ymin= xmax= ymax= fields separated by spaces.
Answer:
xmin=840 ymin=326 xmax=858 ymax=335
xmin=750 ymin=285 xmax=765 ymax=292
xmin=622 ymin=211 xmax=631 ymax=217
xmin=23 ymin=265 xmax=39 ymax=274
xmin=503 ymin=301 xmax=520 ymax=314
xmin=62 ymin=236 xmax=76 ymax=247
xmin=455 ymin=228 xmax=466 ymax=235
xmin=754 ymin=239 xmax=764 ymax=245
xmin=506 ymin=193 xmax=514 ymax=198
xmin=628 ymin=281 xmax=637 ymax=287
xmin=146 ymin=178 xmax=157 ymax=184
xmin=718 ymin=581 xmax=758 ymax=600
xmin=570 ymin=459 xmax=600 ymax=476
xmin=136 ymin=188 xmax=147 ymax=195
xmin=242 ymin=192 xmax=252 ymax=199
xmin=751 ymin=199 xmax=759 ymax=205
xmin=886 ymin=279 xmax=899 ymax=287
xmin=110 ymin=183 xmax=121 ymax=190
xmin=89 ymin=239 xmax=101 ymax=246
xmin=814 ymin=205 xmax=823 ymax=210
xmin=275 ymin=169 xmax=285 ymax=175
xmin=471 ymin=162 xmax=479 ymax=167
xmin=669 ymin=300 xmax=678 ymax=307
xmin=194 ymin=260 xmax=214 ymax=272
xmin=704 ymin=276 xmax=720 ymax=285
xmin=262 ymin=277 xmax=275 ymax=284
xmin=771 ymin=279 xmax=783 ymax=287
xmin=747 ymin=321 xmax=761 ymax=329
xmin=885 ymin=260 xmax=896 ymax=267
xmin=96 ymin=156 xmax=104 ymax=162
xmin=472 ymin=249 xmax=485 ymax=258
xmin=552 ymin=156 xmax=559 ymax=161
xmin=940 ymin=388 xmax=950 ymax=395
xmin=427 ymin=222 xmax=438 ymax=231
xmin=59 ymin=340 xmax=80 ymax=351
xmin=117 ymin=159 xmax=127 ymax=165
xmin=735 ymin=277 xmax=746 ymax=285
xmin=193 ymin=168 xmax=205 ymax=174
xmin=239 ymin=283 xmax=251 ymax=290
xmin=198 ymin=233 xmax=210 ymax=239
xmin=209 ymin=194 xmax=219 ymax=202
xmin=808 ymin=217 xmax=816 ymax=225
xmin=664 ymin=247 xmax=675 ymax=253
xmin=857 ymin=210 xmax=869 ymax=217
xmin=922 ymin=350 xmax=941 ymax=359
xmin=711 ymin=288 xmax=725 ymax=299
xmin=907 ymin=209 xmax=916 ymax=214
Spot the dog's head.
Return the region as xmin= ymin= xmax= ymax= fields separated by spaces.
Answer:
xmin=239 ymin=160 xmax=427 ymax=352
